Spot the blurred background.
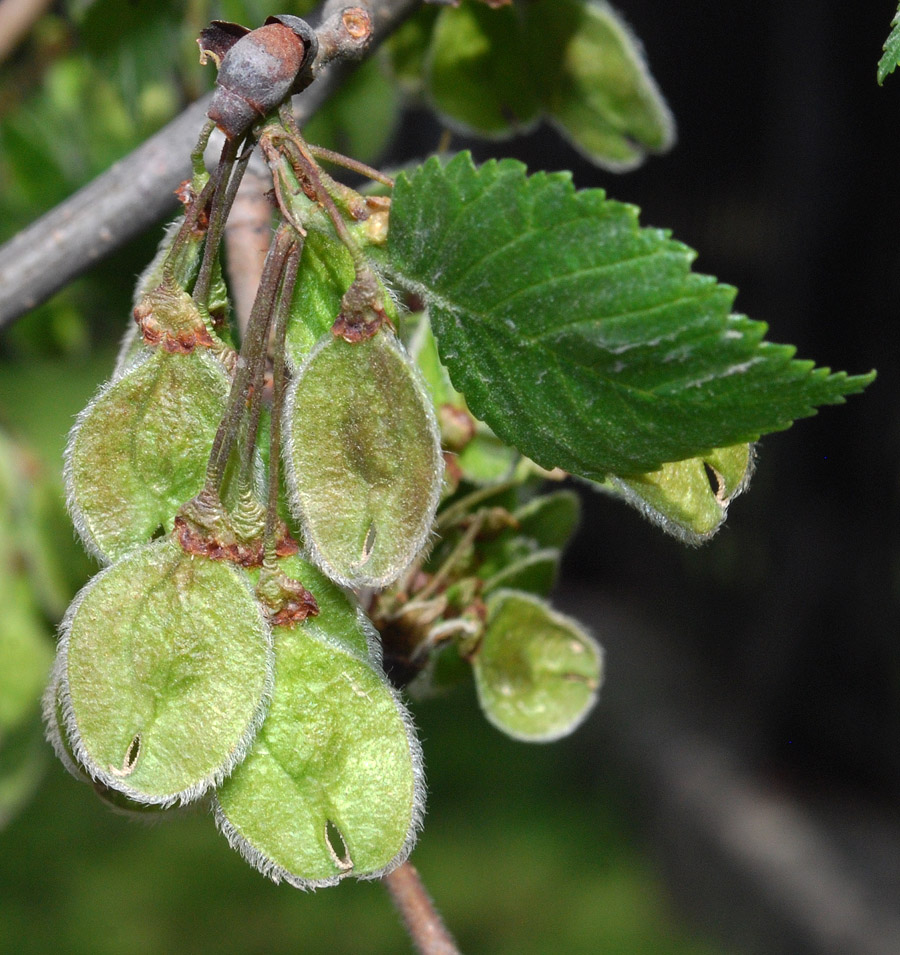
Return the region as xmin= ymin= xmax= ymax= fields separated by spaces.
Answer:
xmin=1 ymin=1 xmax=897 ymax=953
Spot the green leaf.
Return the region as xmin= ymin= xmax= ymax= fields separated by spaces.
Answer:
xmin=599 ymin=443 xmax=753 ymax=543
xmin=538 ymin=0 xmax=676 ymax=170
xmin=386 ymin=4 xmax=440 ymax=95
xmin=407 ymin=313 xmax=519 ymax=484
xmin=879 ymin=7 xmax=900 ymax=84
xmin=58 ymin=538 xmax=273 ymax=805
xmin=215 ymin=608 xmax=423 ymax=887
xmin=65 ymin=348 xmax=231 ymax=562
xmin=16 ymin=470 xmax=88 ymax=620
xmin=473 ymin=590 xmax=603 ymax=742
xmin=406 ymin=310 xmax=460 ymax=408
xmin=0 ymin=436 xmax=54 ymax=733
xmin=76 ymin=0 xmax=186 ymax=121
xmin=408 ymin=0 xmax=673 ymax=169
xmin=512 ymin=490 xmax=581 ymax=549
xmin=386 ymin=153 xmax=874 ymax=478
xmin=0 ymin=573 xmax=52 ymax=734
xmin=467 ymin=490 xmax=578 ymax=595
xmin=455 ymin=429 xmax=519 ymax=484
xmin=284 ymin=331 xmax=443 ymax=589
xmin=0 ymin=427 xmax=83 ymax=622
xmin=425 ymin=0 xmax=542 ymax=137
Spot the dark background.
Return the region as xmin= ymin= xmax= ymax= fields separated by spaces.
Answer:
xmin=499 ymin=0 xmax=900 ymax=802
xmin=389 ymin=3 xmax=900 ymax=946
xmin=383 ymin=3 xmax=900 ymax=945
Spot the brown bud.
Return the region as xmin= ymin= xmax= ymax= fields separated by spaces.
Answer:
xmin=204 ymin=18 xmax=317 ymax=139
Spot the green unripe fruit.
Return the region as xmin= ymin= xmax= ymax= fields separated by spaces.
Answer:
xmin=216 ymin=562 xmax=424 ymax=888
xmin=58 ymin=538 xmax=273 ymax=806
xmin=284 ymin=330 xmax=443 ymax=589
xmin=604 ymin=443 xmax=753 ymax=544
xmin=473 ymin=590 xmax=603 ymax=742
xmin=65 ymin=348 xmax=231 ymax=563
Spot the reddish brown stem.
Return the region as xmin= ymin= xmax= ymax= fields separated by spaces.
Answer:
xmin=307 ymin=143 xmax=395 ymax=187
xmin=383 ymin=862 xmax=460 ymax=955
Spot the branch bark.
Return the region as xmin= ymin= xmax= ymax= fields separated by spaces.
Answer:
xmin=0 ymin=0 xmax=421 ymax=329
xmin=0 ymin=0 xmax=54 ymax=64
xmin=224 ymin=166 xmax=273 ymax=336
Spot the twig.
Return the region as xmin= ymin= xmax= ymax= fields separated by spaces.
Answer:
xmin=307 ymin=143 xmax=396 ymax=187
xmin=0 ymin=0 xmax=53 ymax=64
xmin=0 ymin=0 xmax=422 ymax=329
xmin=383 ymin=861 xmax=461 ymax=955
xmin=224 ymin=165 xmax=273 ymax=335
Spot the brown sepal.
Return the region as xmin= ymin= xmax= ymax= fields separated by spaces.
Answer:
xmin=174 ymin=180 xmax=194 ymax=207
xmin=331 ymin=270 xmax=392 ymax=342
xmin=198 ymin=20 xmax=249 ymax=67
xmin=133 ymin=287 xmax=216 ymax=354
xmin=438 ymin=404 xmax=476 ymax=452
xmin=174 ymin=515 xmax=298 ymax=568
xmin=257 ymin=568 xmax=320 ymax=628
xmin=174 ymin=182 xmax=210 ymax=235
xmin=331 ymin=310 xmax=385 ymax=343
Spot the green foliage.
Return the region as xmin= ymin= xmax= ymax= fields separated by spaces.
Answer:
xmin=426 ymin=0 xmax=543 ymax=136
xmin=539 ymin=0 xmax=676 ymax=169
xmin=473 ymin=491 xmax=582 ymax=596
xmin=406 ymin=313 xmax=519 ymax=484
xmin=0 ymin=427 xmax=88 ymax=829
xmin=0 ymin=432 xmax=57 ymax=733
xmin=0 ymin=717 xmax=46 ymax=831
xmin=0 ymin=4 xmax=874 ymax=945
xmin=392 ymin=0 xmax=673 ymax=170
xmin=879 ymin=6 xmax=900 ymax=83
xmin=0 ymin=573 xmax=50 ymax=733
xmin=387 ymin=152 xmax=874 ymax=479
xmin=303 ymin=56 xmax=401 ymax=164
xmin=512 ymin=490 xmax=582 ymax=549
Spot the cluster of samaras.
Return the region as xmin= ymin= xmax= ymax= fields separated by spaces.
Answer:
xmin=45 ymin=10 xmax=602 ymax=891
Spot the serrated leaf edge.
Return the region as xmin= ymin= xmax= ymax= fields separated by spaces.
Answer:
xmin=388 ymin=153 xmax=874 ymax=477
xmin=878 ymin=7 xmax=900 ymax=84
